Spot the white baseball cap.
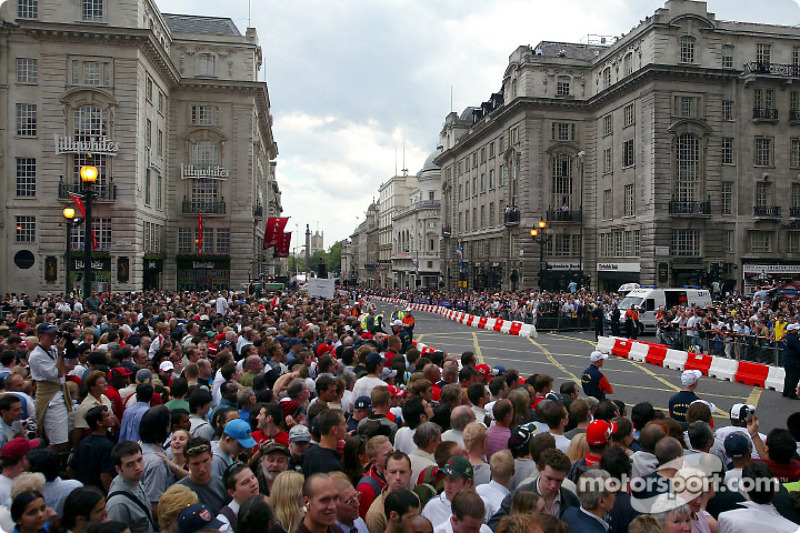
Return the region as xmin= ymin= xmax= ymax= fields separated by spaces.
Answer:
xmin=789 ymin=323 xmax=800 ymax=332
xmin=681 ymin=369 xmax=702 ymax=387
xmin=590 ymin=351 xmax=609 ymax=363
xmin=690 ymin=399 xmax=717 ymax=414
xmin=159 ymin=361 xmax=174 ymax=372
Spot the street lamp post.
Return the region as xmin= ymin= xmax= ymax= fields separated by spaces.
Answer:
xmin=63 ymin=208 xmax=76 ymax=296
xmin=530 ymin=219 xmax=552 ymax=289
xmin=80 ymin=163 xmax=98 ymax=297
xmin=577 ymin=150 xmax=585 ymax=289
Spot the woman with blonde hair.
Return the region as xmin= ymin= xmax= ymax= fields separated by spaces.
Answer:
xmin=509 ymin=490 xmax=543 ymax=515
xmin=270 ymin=471 xmax=304 ymax=533
xmin=463 ymin=422 xmax=490 ymax=485
xmin=157 ymin=485 xmax=199 ymax=533
xmin=508 ymin=389 xmax=531 ymax=428
xmin=565 ymin=432 xmax=589 ymax=462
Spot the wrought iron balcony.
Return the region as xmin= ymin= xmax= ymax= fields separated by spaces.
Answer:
xmin=791 ymin=110 xmax=800 ymax=122
xmin=753 ymin=205 xmax=781 ymax=218
xmin=545 ymin=209 xmax=582 ymax=222
xmin=753 ymin=108 xmax=779 ymax=121
xmin=743 ymin=61 xmax=800 ymax=78
xmin=668 ymin=200 xmax=711 ymax=215
xmin=504 ymin=208 xmax=521 ymax=226
xmin=790 ymin=207 xmax=800 ymax=218
xmin=253 ymin=204 xmax=263 ymax=218
xmin=58 ymin=181 xmax=117 ymax=202
xmin=182 ymin=200 xmax=226 ymax=214
xmin=442 ymin=224 xmax=451 ymax=238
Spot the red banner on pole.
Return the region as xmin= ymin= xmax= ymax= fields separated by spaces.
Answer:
xmin=198 ymin=214 xmax=203 ymax=256
xmin=68 ymin=193 xmax=98 ymax=250
xmin=276 ymin=232 xmax=292 ymax=257
xmin=263 ymin=217 xmax=290 ymax=249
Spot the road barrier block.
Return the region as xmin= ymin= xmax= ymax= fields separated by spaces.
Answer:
xmin=683 ymin=353 xmax=712 ymax=375
xmin=612 ymin=339 xmax=633 ymax=358
xmin=661 ymin=348 xmax=686 ymax=370
xmin=709 ymin=357 xmax=739 ymax=381
xmin=734 ymin=360 xmax=769 ymax=387
xmin=509 ymin=322 xmax=522 ymax=336
xmin=492 ymin=319 xmax=503 ymax=332
xmin=765 ymin=366 xmax=786 ymax=392
xmin=596 ymin=337 xmax=616 ymax=354
xmin=627 ymin=342 xmax=649 ymax=362
xmin=477 ymin=317 xmax=488 ymax=329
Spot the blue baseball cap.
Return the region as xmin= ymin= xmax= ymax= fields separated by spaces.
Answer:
xmin=178 ymin=503 xmax=224 ymax=533
xmin=223 ymin=418 xmax=257 ymax=448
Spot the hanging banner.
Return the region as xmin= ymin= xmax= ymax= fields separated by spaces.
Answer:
xmin=263 ymin=217 xmax=290 ymax=249
xmin=276 ymin=231 xmax=292 ymax=257
xmin=456 ymin=247 xmax=463 ymax=272
xmin=198 ymin=214 xmax=203 ymax=256
xmin=68 ymin=193 xmax=98 ymax=250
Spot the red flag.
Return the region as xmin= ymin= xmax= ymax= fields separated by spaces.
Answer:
xmin=68 ymin=193 xmax=98 ymax=250
xmin=276 ymin=232 xmax=292 ymax=257
xmin=198 ymin=214 xmax=203 ymax=256
xmin=263 ymin=217 xmax=290 ymax=249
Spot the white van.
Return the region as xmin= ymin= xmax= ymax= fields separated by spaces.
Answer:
xmin=614 ymin=288 xmax=712 ymax=334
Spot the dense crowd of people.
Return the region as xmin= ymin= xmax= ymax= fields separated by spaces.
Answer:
xmin=0 ymin=288 xmax=798 ymax=533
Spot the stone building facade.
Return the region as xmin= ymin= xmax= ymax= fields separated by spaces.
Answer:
xmin=0 ymin=0 xmax=279 ymax=296
xmin=377 ymin=174 xmax=418 ymax=288
xmin=439 ymin=0 xmax=800 ymax=294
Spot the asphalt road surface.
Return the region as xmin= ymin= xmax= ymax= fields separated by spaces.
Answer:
xmin=375 ymin=301 xmax=796 ymax=434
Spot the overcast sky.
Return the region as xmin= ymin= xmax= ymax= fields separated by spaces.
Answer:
xmin=157 ymin=0 xmax=800 ymax=249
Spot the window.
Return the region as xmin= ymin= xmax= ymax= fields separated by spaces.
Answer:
xmin=599 ymin=234 xmax=607 ymax=257
xmin=146 ymin=77 xmax=153 ymax=102
xmin=71 ymin=59 xmax=112 ymax=86
xmin=480 ymin=147 xmax=486 ymax=163
xmin=428 ymin=191 xmax=435 ymax=201
xmin=624 ymin=184 xmax=634 ymax=216
xmin=15 ymin=158 xmax=35 ymax=197
xmin=722 ymin=182 xmax=733 ymax=215
xmin=510 ymin=127 xmax=519 ymax=145
xmin=603 ymin=148 xmax=612 ymax=174
xmin=792 ymin=139 xmax=800 ymax=169
xmin=603 ymin=115 xmax=612 ymax=136
xmin=82 ymin=0 xmax=103 ymax=21
xmin=157 ymin=130 xmax=163 ymax=156
xmin=499 ymin=165 xmax=505 ymax=187
xmin=755 ymin=137 xmax=773 ymax=166
xmin=674 ymin=96 xmax=700 ymax=118
xmin=671 ymin=230 xmax=701 ymax=256
xmin=552 ymin=122 xmax=575 ymax=141
xmin=554 ymin=235 xmax=571 ymax=256
xmin=489 ymin=169 xmax=495 ymax=189
xmin=144 ymin=170 xmax=151 ymax=206
xmin=603 ymin=67 xmax=611 ymax=89
xmin=480 ymin=173 xmax=485 ymax=192
xmin=16 ymin=59 xmax=37 ymax=84
xmin=191 ymin=179 xmax=219 ymax=210
xmin=472 ymin=177 xmax=477 ymax=196
xmin=191 ymin=105 xmax=220 ymax=126
xmin=195 ymin=228 xmax=212 ymax=253
xmin=792 ymin=92 xmax=800 ymax=120
xmin=480 ymin=206 xmax=485 ymax=226
xmin=624 ymin=231 xmax=632 ymax=256
xmin=472 ymin=153 xmax=478 ymax=169
xmin=793 ymin=183 xmax=800 ymax=209
xmin=212 ymin=229 xmax=229 ymax=253
xmin=158 ymin=91 xmax=165 ymax=114
xmin=16 ymin=104 xmax=36 ymax=137
xmin=556 ymin=76 xmax=570 ymax=96
xmin=624 ymin=52 xmax=633 ymax=75
xmin=489 ymin=142 xmax=495 ymax=158
xmin=634 ymin=230 xmax=641 ymax=256
xmin=178 ymin=228 xmax=193 ymax=253
xmin=551 ymin=154 xmax=572 ymax=209
xmin=749 ymin=231 xmax=772 ymax=253
xmin=15 ymin=216 xmax=35 ymax=243
xmin=17 ymin=0 xmax=37 ymax=19
xmin=198 ymin=53 xmax=216 ymax=77
xmin=615 ymin=232 xmax=623 ymax=257
xmin=603 ymin=190 xmax=612 ymax=219
xmin=680 ymin=36 xmax=695 ymax=63
xmin=722 ymin=45 xmax=734 ymax=69
xmin=489 ymin=203 xmax=495 ymax=224
xmin=754 ymin=89 xmax=775 ymax=111
xmin=192 ymin=141 xmax=220 ymax=169
xmin=756 ymin=43 xmax=771 ymax=66
xmin=722 ymin=138 xmax=734 ymax=165
xmin=623 ymin=103 xmax=635 ymax=126
xmin=724 ymin=230 xmax=734 ymax=253
xmin=623 ymin=140 xmax=634 ymax=167
xmin=145 ymin=119 xmax=151 ymax=148
xmin=756 ymin=182 xmax=772 ymax=207
xmin=722 ymin=101 xmax=733 ymax=121
xmin=156 ymin=174 xmax=162 ymax=210
xmin=794 ymin=47 xmax=800 ymax=68
xmin=676 ymin=134 xmax=699 ymax=201
xmin=465 ymin=181 xmax=469 ymax=198
xmin=790 ymin=233 xmax=800 ymax=254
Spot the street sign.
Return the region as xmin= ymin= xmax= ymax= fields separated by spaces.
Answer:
xmin=779 ymin=282 xmax=800 ymax=300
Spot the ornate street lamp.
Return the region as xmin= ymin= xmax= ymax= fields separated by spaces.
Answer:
xmin=530 ymin=219 xmax=552 ymax=289
xmin=80 ymin=163 xmax=98 ymax=296
xmin=63 ymin=208 xmax=75 ymax=296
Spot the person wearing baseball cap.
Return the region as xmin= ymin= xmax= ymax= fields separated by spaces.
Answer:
xmin=567 ymin=420 xmax=616 ymax=484
xmin=178 ymin=502 xmax=224 ymax=533
xmin=0 ymin=437 xmax=40 ymax=503
xmin=722 ymin=433 xmax=752 ymax=498
xmin=29 ymin=322 xmax=72 ymax=453
xmin=475 ymin=364 xmax=492 ymax=384
xmin=714 ymin=403 xmax=767 ymax=462
xmin=211 ymin=418 xmax=257 ymax=478
xmin=581 ymin=351 xmax=613 ymax=401
xmin=668 ymin=370 xmax=703 ymax=425
xmin=783 ymin=322 xmax=800 ymax=399
xmin=288 ymin=424 xmax=312 ymax=471
xmin=420 ymin=456 xmax=474 ymax=527
xmin=348 ymin=396 xmax=373 ymax=432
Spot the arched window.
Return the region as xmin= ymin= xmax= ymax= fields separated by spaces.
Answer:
xmin=551 ymin=154 xmax=573 ymax=209
xmin=676 ymin=134 xmax=700 ymax=201
xmin=680 ymin=36 xmax=695 ymax=63
xmin=73 ymin=105 xmax=109 ymax=194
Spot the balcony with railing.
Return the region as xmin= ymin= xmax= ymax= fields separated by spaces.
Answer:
xmin=504 ymin=208 xmax=521 ymax=226
xmin=182 ymin=198 xmax=226 ymax=214
xmin=545 ymin=209 xmax=582 ymax=222
xmin=253 ymin=203 xmax=263 ymax=219
xmin=790 ymin=207 xmax=800 ymax=218
xmin=753 ymin=107 xmax=779 ymax=122
xmin=753 ymin=205 xmax=781 ymax=218
xmin=58 ymin=180 xmax=117 ymax=202
xmin=668 ymin=199 xmax=711 ymax=216
xmin=743 ymin=61 xmax=800 ymax=78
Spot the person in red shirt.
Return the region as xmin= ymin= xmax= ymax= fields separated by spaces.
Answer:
xmin=357 ymin=435 xmax=393 ymax=518
xmin=106 ymin=367 xmax=132 ymax=422
xmin=531 ymin=374 xmax=553 ymax=408
xmin=760 ymin=428 xmax=800 ymax=483
xmin=250 ymin=402 xmax=290 ymax=448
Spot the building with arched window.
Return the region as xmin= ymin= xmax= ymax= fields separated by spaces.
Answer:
xmin=438 ymin=0 xmax=800 ymax=294
xmin=0 ymin=0 xmax=280 ymax=295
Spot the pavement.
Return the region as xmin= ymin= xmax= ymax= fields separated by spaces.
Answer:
xmin=375 ymin=302 xmax=798 ymax=433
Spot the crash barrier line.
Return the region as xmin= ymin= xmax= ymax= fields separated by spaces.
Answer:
xmin=369 ymin=297 xmax=538 ymax=338
xmin=597 ymin=335 xmax=789 ymax=391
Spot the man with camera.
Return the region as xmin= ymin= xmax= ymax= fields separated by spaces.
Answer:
xmin=29 ymin=323 xmax=73 ymax=452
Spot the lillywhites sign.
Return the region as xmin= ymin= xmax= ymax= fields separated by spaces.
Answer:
xmin=598 ymin=262 xmax=641 ymax=272
xmin=54 ymin=134 xmax=119 ymax=156
xmin=74 ymin=259 xmax=107 ymax=270
xmin=193 ymin=261 xmax=215 ymax=269
xmin=181 ymin=164 xmax=230 ymax=180
xmin=549 ymin=262 xmax=582 ymax=271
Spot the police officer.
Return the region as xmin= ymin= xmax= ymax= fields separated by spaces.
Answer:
xmin=581 ymin=351 xmax=614 ymax=401
xmin=783 ymin=323 xmax=800 ymax=399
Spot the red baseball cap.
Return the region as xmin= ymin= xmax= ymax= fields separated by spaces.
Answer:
xmin=586 ymin=420 xmax=617 ymax=446
xmin=1 ymin=438 xmax=41 ymax=461
xmin=316 ymin=344 xmax=334 ymax=357
xmin=387 ymin=385 xmax=406 ymax=398
xmin=476 ymin=364 xmax=491 ymax=378
xmin=109 ymin=367 xmax=133 ymax=380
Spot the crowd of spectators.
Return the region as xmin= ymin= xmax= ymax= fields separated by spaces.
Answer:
xmin=0 ymin=288 xmax=797 ymax=533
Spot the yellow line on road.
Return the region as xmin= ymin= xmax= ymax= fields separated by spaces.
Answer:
xmin=527 ymin=337 xmax=581 ymax=385
xmin=746 ymin=386 xmax=762 ymax=409
xmin=472 ymin=332 xmax=485 ymax=364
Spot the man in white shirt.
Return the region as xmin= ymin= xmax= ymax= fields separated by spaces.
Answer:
xmin=422 ymin=456 xmax=474 ymax=528
xmin=475 ymin=450 xmax=513 ymax=522
xmin=351 ymin=353 xmax=388 ymax=410
xmin=714 ymin=403 xmax=766 ymax=461
xmin=216 ymin=291 xmax=229 ymax=316
xmin=433 ymin=489 xmax=492 ymax=533
xmin=540 ymin=400 xmax=570 ymax=453
xmin=409 ymin=422 xmax=440 ymax=489
xmin=718 ymin=461 xmax=799 ymax=533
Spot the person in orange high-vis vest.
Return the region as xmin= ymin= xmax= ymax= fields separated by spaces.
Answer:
xmin=402 ymin=309 xmax=415 ymax=341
